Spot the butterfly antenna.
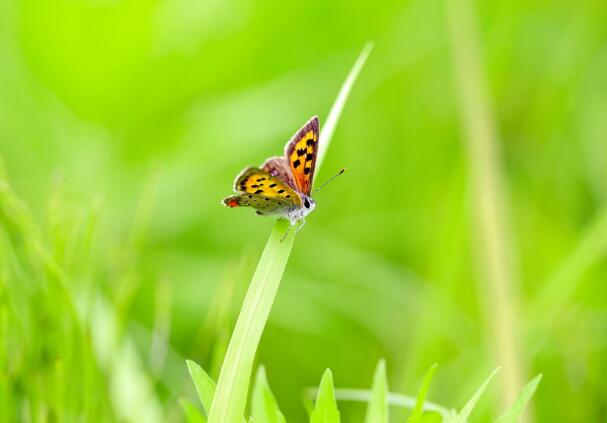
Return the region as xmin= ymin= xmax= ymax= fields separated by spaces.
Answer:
xmin=311 ymin=168 xmax=346 ymax=196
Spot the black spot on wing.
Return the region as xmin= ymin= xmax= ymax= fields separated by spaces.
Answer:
xmin=293 ymin=159 xmax=301 ymax=168
xmin=306 ymin=139 xmax=315 ymax=146
xmin=304 ymin=167 xmax=311 ymax=175
xmin=254 ymin=189 xmax=263 ymax=194
xmin=297 ymin=148 xmax=306 ymax=156
xmin=305 ymin=153 xmax=313 ymax=161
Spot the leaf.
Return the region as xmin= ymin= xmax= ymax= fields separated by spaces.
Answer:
xmin=494 ymin=375 xmax=542 ymax=423
xmin=311 ymin=369 xmax=340 ymax=423
xmin=407 ymin=364 xmax=438 ymax=423
xmin=444 ymin=368 xmax=500 ymax=423
xmin=364 ymin=359 xmax=388 ymax=423
xmin=251 ymin=366 xmax=286 ymax=423
xmin=180 ymin=398 xmax=207 ymax=423
xmin=187 ymin=360 xmax=217 ymax=414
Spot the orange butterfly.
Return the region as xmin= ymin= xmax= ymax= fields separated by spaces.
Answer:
xmin=222 ymin=116 xmax=344 ymax=237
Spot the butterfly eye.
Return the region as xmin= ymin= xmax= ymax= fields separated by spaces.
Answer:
xmin=304 ymin=198 xmax=310 ymax=209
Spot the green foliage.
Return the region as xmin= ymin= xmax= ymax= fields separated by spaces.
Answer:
xmin=311 ymin=370 xmax=340 ymax=423
xmin=180 ymin=399 xmax=207 ymax=423
xmin=495 ymin=375 xmax=543 ymax=423
xmin=407 ymin=364 xmax=438 ymax=423
xmin=251 ymin=366 xmax=286 ymax=423
xmin=0 ymin=0 xmax=603 ymax=420
xmin=444 ymin=368 xmax=500 ymax=423
xmin=364 ymin=359 xmax=388 ymax=423
xmin=186 ymin=360 xmax=217 ymax=415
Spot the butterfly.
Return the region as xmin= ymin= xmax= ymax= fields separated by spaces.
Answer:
xmin=222 ymin=116 xmax=344 ymax=237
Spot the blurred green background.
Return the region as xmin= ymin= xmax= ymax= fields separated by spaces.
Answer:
xmin=1 ymin=0 xmax=606 ymax=421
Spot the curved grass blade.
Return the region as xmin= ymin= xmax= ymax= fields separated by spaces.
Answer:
xmin=494 ymin=374 xmax=542 ymax=423
xmin=407 ymin=364 xmax=438 ymax=423
xmin=443 ymin=368 xmax=500 ymax=423
xmin=207 ymin=43 xmax=373 ymax=423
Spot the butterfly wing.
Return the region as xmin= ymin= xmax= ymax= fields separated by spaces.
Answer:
xmin=284 ymin=116 xmax=319 ymax=196
xmin=227 ymin=167 xmax=302 ymax=206
xmin=261 ymin=156 xmax=297 ymax=190
xmin=223 ymin=167 xmax=301 ymax=216
xmin=222 ymin=193 xmax=294 ymax=216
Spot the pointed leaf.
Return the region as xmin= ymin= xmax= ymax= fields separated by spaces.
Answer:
xmin=407 ymin=364 xmax=438 ymax=423
xmin=364 ymin=360 xmax=388 ymax=423
xmin=180 ymin=399 xmax=207 ymax=423
xmin=186 ymin=360 xmax=249 ymax=423
xmin=252 ymin=366 xmax=286 ymax=423
xmin=187 ymin=360 xmax=216 ymax=413
xmin=494 ymin=375 xmax=542 ymax=423
xmin=444 ymin=368 xmax=500 ymax=423
xmin=311 ymin=369 xmax=340 ymax=423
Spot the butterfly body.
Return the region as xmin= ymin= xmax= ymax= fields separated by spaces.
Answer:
xmin=222 ymin=116 xmax=320 ymax=229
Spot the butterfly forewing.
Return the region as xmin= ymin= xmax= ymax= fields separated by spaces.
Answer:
xmin=284 ymin=116 xmax=319 ymax=196
xmin=233 ymin=167 xmax=302 ymax=206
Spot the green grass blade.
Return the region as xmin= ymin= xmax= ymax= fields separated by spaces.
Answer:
xmin=443 ymin=368 xmax=500 ymax=423
xmin=311 ymin=369 xmax=340 ymax=423
xmin=364 ymin=359 xmax=388 ymax=423
xmin=251 ymin=366 xmax=286 ymax=423
xmin=187 ymin=360 xmax=217 ymax=414
xmin=180 ymin=399 xmax=207 ymax=423
xmin=303 ymin=388 xmax=450 ymax=416
xmin=494 ymin=375 xmax=542 ymax=423
xmin=446 ymin=0 xmax=525 ymax=406
xmin=407 ymin=364 xmax=438 ymax=423
xmin=316 ymin=42 xmax=373 ymax=171
xmin=207 ymin=43 xmax=372 ymax=423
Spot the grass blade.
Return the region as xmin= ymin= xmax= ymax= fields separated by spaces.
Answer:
xmin=316 ymin=42 xmax=373 ymax=171
xmin=180 ymin=399 xmax=207 ymax=423
xmin=251 ymin=366 xmax=286 ymax=423
xmin=364 ymin=359 xmax=388 ymax=423
xmin=311 ymin=369 xmax=340 ymax=423
xmin=494 ymin=375 xmax=542 ymax=423
xmin=445 ymin=0 xmax=525 ymax=407
xmin=186 ymin=360 xmax=216 ymax=414
xmin=407 ymin=364 xmax=437 ymax=423
xmin=444 ymin=368 xmax=500 ymax=423
xmin=303 ymin=388 xmax=450 ymax=417
xmin=207 ymin=43 xmax=372 ymax=423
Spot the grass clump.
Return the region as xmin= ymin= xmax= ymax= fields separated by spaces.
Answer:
xmin=185 ymin=359 xmax=541 ymax=422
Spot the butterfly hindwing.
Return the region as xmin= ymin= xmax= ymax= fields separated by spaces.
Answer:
xmin=232 ymin=167 xmax=302 ymax=206
xmin=285 ymin=116 xmax=319 ymax=195
xmin=261 ymin=156 xmax=297 ymax=190
xmin=222 ymin=193 xmax=293 ymax=215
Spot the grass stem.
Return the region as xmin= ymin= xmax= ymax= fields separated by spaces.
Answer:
xmin=445 ymin=0 xmax=526 ymax=415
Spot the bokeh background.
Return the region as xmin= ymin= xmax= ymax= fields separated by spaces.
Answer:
xmin=1 ymin=0 xmax=606 ymax=421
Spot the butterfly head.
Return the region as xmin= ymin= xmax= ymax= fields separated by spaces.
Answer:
xmin=302 ymin=196 xmax=316 ymax=212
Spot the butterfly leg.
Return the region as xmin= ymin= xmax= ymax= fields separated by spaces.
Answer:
xmin=280 ymin=223 xmax=294 ymax=243
xmin=295 ymin=218 xmax=306 ymax=234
